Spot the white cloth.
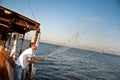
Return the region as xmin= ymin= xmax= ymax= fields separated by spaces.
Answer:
xmin=15 ymin=48 xmax=35 ymax=69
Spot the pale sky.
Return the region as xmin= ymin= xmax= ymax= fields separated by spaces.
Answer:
xmin=1 ymin=0 xmax=120 ymax=53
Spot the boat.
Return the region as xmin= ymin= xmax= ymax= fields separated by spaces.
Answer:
xmin=0 ymin=6 xmax=40 ymax=80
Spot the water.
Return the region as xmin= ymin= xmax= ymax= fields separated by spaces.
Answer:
xmin=17 ymin=40 xmax=120 ymax=80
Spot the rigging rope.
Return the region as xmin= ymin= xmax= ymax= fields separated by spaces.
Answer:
xmin=26 ymin=0 xmax=36 ymax=21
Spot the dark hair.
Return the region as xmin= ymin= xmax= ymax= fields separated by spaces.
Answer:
xmin=29 ymin=42 xmax=36 ymax=47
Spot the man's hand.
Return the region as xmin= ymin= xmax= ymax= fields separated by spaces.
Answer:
xmin=42 ymin=57 xmax=47 ymax=60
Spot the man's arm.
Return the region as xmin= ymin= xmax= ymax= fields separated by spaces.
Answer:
xmin=33 ymin=57 xmax=47 ymax=61
xmin=27 ymin=57 xmax=40 ymax=64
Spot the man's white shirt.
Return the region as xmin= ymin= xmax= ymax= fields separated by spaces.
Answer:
xmin=16 ymin=48 xmax=35 ymax=69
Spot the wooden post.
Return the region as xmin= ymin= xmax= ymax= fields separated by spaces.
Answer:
xmin=4 ymin=33 xmax=12 ymax=52
xmin=19 ymin=34 xmax=25 ymax=55
xmin=10 ymin=32 xmax=19 ymax=58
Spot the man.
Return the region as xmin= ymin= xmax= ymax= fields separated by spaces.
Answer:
xmin=14 ymin=42 xmax=46 ymax=80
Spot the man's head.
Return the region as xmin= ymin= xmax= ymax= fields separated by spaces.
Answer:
xmin=29 ymin=42 xmax=37 ymax=51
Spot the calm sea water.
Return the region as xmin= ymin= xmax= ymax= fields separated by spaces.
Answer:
xmin=17 ymin=40 xmax=120 ymax=80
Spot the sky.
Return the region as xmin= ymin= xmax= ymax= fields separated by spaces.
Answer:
xmin=0 ymin=0 xmax=120 ymax=53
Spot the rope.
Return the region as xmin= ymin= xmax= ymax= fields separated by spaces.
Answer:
xmin=26 ymin=0 xmax=36 ymax=21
